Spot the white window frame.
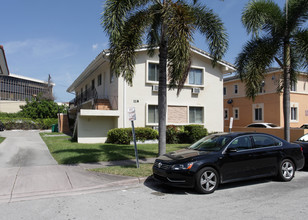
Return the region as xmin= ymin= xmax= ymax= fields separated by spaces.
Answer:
xmin=233 ymin=107 xmax=239 ymax=120
xmin=291 ymin=81 xmax=297 ymax=92
xmin=290 ymin=102 xmax=299 ymax=122
xmin=146 ymin=104 xmax=159 ymax=126
xmin=189 ymin=106 xmax=204 ymax=124
xmin=188 ymin=67 xmax=204 ymax=86
xmin=146 ymin=61 xmax=160 ymax=84
xmin=252 ymin=103 xmax=264 ymax=122
xmin=234 ymin=85 xmax=238 ymax=94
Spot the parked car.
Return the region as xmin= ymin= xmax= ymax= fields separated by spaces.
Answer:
xmin=294 ymin=133 xmax=308 ymax=167
xmin=246 ymin=123 xmax=280 ymax=128
xmin=300 ymin=124 xmax=308 ymax=129
xmin=153 ymin=132 xmax=304 ymax=194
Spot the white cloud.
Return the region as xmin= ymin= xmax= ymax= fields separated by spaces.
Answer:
xmin=92 ymin=44 xmax=98 ymax=50
xmin=4 ymin=38 xmax=76 ymax=60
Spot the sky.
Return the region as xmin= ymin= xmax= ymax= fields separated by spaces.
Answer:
xmin=0 ymin=0 xmax=287 ymax=102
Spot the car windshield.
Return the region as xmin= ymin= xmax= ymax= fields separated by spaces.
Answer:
xmin=188 ymin=134 xmax=232 ymax=152
xmin=298 ymin=134 xmax=308 ymax=142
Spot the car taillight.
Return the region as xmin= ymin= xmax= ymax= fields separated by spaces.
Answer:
xmin=301 ymin=147 xmax=303 ymax=152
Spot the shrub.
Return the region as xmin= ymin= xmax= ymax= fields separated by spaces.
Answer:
xmin=1 ymin=118 xmax=57 ymax=130
xmin=107 ymin=127 xmax=158 ymax=144
xmin=182 ymin=125 xmax=208 ymax=143
xmin=166 ymin=125 xmax=180 ymax=144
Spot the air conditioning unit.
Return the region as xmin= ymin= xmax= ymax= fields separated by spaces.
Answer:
xmin=192 ymin=88 xmax=201 ymax=94
xmin=152 ymin=85 xmax=159 ymax=92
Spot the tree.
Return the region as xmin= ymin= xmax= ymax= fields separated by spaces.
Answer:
xmin=235 ymin=0 xmax=308 ymax=142
xmin=102 ymin=0 xmax=228 ymax=155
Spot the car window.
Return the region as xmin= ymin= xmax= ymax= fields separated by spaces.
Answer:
xmin=189 ymin=135 xmax=232 ymax=152
xmin=252 ymin=135 xmax=281 ymax=148
xmin=248 ymin=124 xmax=264 ymax=128
xmin=298 ymin=134 xmax=308 ymax=142
xmin=229 ymin=136 xmax=252 ymax=151
xmin=268 ymin=124 xmax=278 ymax=128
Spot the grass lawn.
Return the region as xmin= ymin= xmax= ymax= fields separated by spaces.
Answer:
xmin=90 ymin=164 xmax=154 ymax=177
xmin=0 ymin=136 xmax=5 ymax=144
xmin=40 ymin=133 xmax=189 ymax=165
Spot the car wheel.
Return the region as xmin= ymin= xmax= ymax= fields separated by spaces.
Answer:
xmin=278 ymin=159 xmax=295 ymax=181
xmin=195 ymin=167 xmax=219 ymax=194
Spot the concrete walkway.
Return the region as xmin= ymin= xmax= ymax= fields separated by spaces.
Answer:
xmin=0 ymin=130 xmax=155 ymax=203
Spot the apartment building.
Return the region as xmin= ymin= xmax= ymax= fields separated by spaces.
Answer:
xmin=67 ymin=46 xmax=236 ymax=143
xmin=224 ymin=68 xmax=308 ymax=128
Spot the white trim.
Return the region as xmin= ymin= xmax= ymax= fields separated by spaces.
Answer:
xmin=290 ymin=102 xmax=299 ymax=122
xmin=9 ymin=73 xmax=51 ymax=85
xmin=233 ymin=107 xmax=239 ymax=120
xmin=252 ymin=103 xmax=264 ymax=122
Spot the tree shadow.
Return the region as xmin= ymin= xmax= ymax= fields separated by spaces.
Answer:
xmin=52 ymin=144 xmax=157 ymax=165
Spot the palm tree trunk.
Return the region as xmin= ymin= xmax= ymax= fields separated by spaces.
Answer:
xmin=283 ymin=0 xmax=290 ymax=142
xmin=158 ymin=22 xmax=167 ymax=156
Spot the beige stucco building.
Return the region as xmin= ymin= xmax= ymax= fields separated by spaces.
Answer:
xmin=224 ymin=68 xmax=308 ymax=128
xmin=67 ymin=46 xmax=236 ymax=143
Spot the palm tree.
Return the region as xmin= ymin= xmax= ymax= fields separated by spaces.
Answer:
xmin=236 ymin=0 xmax=308 ymax=142
xmin=102 ymin=0 xmax=228 ymax=155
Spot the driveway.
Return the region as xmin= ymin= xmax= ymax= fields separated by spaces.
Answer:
xmin=0 ymin=130 xmax=57 ymax=167
xmin=0 ymin=130 xmax=143 ymax=203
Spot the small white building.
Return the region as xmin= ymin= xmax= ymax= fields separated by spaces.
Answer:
xmin=67 ymin=46 xmax=236 ymax=143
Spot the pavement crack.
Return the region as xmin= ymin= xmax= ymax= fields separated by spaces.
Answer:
xmin=65 ymin=171 xmax=73 ymax=189
xmin=9 ymin=167 xmax=21 ymax=203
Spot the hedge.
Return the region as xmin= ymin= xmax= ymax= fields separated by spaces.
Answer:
xmin=0 ymin=118 xmax=58 ymax=130
xmin=167 ymin=125 xmax=208 ymax=144
xmin=106 ymin=127 xmax=158 ymax=144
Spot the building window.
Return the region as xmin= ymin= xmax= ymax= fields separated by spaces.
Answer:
xmin=91 ymin=79 xmax=95 ymax=90
xmin=189 ymin=107 xmax=203 ymax=123
xmin=223 ymin=87 xmax=226 ymax=96
xmin=97 ymin=74 xmax=102 ymax=86
xmin=189 ymin=68 xmax=203 ymax=85
xmin=148 ymin=63 xmax=159 ymax=82
xmin=254 ymin=108 xmax=262 ymax=121
xmin=233 ymin=108 xmax=239 ymax=120
xmin=148 ymin=105 xmax=158 ymax=124
xmin=224 ymin=109 xmax=229 ymax=120
xmin=234 ymin=85 xmax=238 ymax=94
xmin=291 ymin=107 xmax=298 ymax=121
xmin=291 ymin=81 xmax=297 ymax=92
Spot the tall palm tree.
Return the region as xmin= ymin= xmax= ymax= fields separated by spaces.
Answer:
xmin=102 ymin=0 xmax=228 ymax=155
xmin=236 ymin=0 xmax=308 ymax=142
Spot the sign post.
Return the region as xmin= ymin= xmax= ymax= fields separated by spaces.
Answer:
xmin=229 ymin=117 xmax=233 ymax=133
xmin=128 ymin=107 xmax=139 ymax=168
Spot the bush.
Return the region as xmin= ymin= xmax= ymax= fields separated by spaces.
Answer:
xmin=107 ymin=127 xmax=158 ymax=144
xmin=166 ymin=125 xmax=180 ymax=144
xmin=0 ymin=118 xmax=57 ymax=130
xmin=182 ymin=125 xmax=208 ymax=143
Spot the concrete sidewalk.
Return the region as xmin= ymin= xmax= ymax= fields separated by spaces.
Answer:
xmin=0 ymin=130 xmax=156 ymax=203
xmin=0 ymin=159 xmax=155 ymax=203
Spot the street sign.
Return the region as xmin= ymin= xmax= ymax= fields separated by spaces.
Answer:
xmin=128 ymin=107 xmax=136 ymax=121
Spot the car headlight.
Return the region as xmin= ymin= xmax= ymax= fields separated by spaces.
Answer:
xmin=172 ymin=162 xmax=194 ymax=170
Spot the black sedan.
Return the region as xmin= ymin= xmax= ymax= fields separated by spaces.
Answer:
xmin=294 ymin=133 xmax=308 ymax=167
xmin=153 ymin=132 xmax=305 ymax=194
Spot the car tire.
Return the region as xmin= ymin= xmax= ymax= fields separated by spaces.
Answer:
xmin=195 ymin=167 xmax=219 ymax=194
xmin=278 ymin=159 xmax=295 ymax=182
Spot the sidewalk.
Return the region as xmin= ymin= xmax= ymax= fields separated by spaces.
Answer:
xmin=0 ymin=158 xmax=156 ymax=204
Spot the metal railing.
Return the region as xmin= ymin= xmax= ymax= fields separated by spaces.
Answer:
xmin=69 ymin=88 xmax=98 ymax=109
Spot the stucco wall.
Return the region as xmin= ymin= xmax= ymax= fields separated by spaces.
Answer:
xmin=0 ymin=101 xmax=26 ymax=113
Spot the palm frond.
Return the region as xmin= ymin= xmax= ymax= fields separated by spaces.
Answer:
xmin=287 ymin=0 xmax=308 ymax=32
xmin=109 ymin=9 xmax=153 ymax=85
xmin=292 ymin=28 xmax=308 ymax=70
xmin=191 ymin=5 xmax=228 ymax=65
xmin=235 ymin=36 xmax=281 ymax=100
xmin=242 ymin=0 xmax=283 ymax=38
xmin=165 ymin=2 xmax=194 ymax=94
xmin=102 ymin=0 xmax=150 ymax=42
